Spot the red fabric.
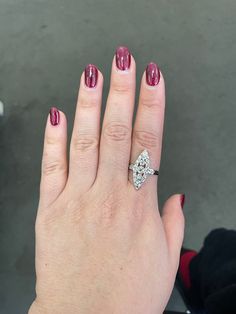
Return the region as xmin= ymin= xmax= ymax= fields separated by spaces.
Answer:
xmin=179 ymin=251 xmax=197 ymax=289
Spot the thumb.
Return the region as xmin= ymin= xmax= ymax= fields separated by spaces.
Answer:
xmin=161 ymin=194 xmax=185 ymax=271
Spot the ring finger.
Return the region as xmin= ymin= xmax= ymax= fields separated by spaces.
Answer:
xmin=129 ymin=62 xmax=165 ymax=197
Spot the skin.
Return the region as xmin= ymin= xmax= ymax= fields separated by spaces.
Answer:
xmin=29 ymin=51 xmax=185 ymax=314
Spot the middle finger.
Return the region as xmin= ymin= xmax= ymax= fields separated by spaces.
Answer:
xmin=96 ymin=46 xmax=136 ymax=185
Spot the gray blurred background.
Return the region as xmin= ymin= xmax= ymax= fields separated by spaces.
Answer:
xmin=0 ymin=0 xmax=236 ymax=313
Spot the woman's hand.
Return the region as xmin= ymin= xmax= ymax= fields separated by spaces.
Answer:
xmin=29 ymin=46 xmax=185 ymax=314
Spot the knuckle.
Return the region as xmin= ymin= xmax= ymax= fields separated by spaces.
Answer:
xmin=79 ymin=93 xmax=99 ymax=108
xmin=111 ymin=81 xmax=133 ymax=95
xmin=36 ymin=208 xmax=57 ymax=229
xmin=131 ymin=203 xmax=144 ymax=221
xmin=99 ymin=188 xmax=123 ymax=226
xmin=141 ymin=96 xmax=163 ymax=109
xmin=134 ymin=130 xmax=159 ymax=149
xmin=45 ymin=136 xmax=61 ymax=146
xmin=42 ymin=160 xmax=66 ymax=176
xmin=66 ymin=198 xmax=85 ymax=225
xmin=101 ymin=199 xmax=116 ymax=223
xmin=104 ymin=122 xmax=130 ymax=142
xmin=73 ymin=134 xmax=99 ymax=152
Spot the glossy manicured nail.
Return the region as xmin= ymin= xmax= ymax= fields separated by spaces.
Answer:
xmin=146 ymin=62 xmax=160 ymax=86
xmin=50 ymin=107 xmax=60 ymax=126
xmin=84 ymin=64 xmax=98 ymax=88
xmin=180 ymin=194 xmax=185 ymax=209
xmin=115 ymin=46 xmax=131 ymax=70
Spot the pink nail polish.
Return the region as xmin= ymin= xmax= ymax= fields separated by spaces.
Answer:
xmin=115 ymin=46 xmax=131 ymax=70
xmin=84 ymin=64 xmax=98 ymax=88
xmin=180 ymin=194 xmax=185 ymax=209
xmin=50 ymin=107 xmax=60 ymax=126
xmin=146 ymin=62 xmax=160 ymax=86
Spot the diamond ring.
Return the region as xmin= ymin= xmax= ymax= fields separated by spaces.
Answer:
xmin=128 ymin=149 xmax=159 ymax=190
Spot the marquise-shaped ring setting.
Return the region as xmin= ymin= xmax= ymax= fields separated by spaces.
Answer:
xmin=128 ymin=149 xmax=159 ymax=190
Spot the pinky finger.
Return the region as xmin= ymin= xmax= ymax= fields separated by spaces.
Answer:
xmin=161 ymin=194 xmax=185 ymax=271
xmin=39 ymin=107 xmax=68 ymax=208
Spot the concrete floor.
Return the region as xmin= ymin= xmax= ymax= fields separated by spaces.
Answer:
xmin=1 ymin=0 xmax=236 ymax=313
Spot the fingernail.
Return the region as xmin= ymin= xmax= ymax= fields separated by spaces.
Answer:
xmin=180 ymin=194 xmax=185 ymax=209
xmin=115 ymin=46 xmax=131 ymax=70
xmin=50 ymin=107 xmax=60 ymax=126
xmin=146 ymin=62 xmax=160 ymax=86
xmin=84 ymin=64 xmax=98 ymax=88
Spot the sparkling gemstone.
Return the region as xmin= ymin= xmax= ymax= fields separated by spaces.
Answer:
xmin=132 ymin=149 xmax=152 ymax=190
